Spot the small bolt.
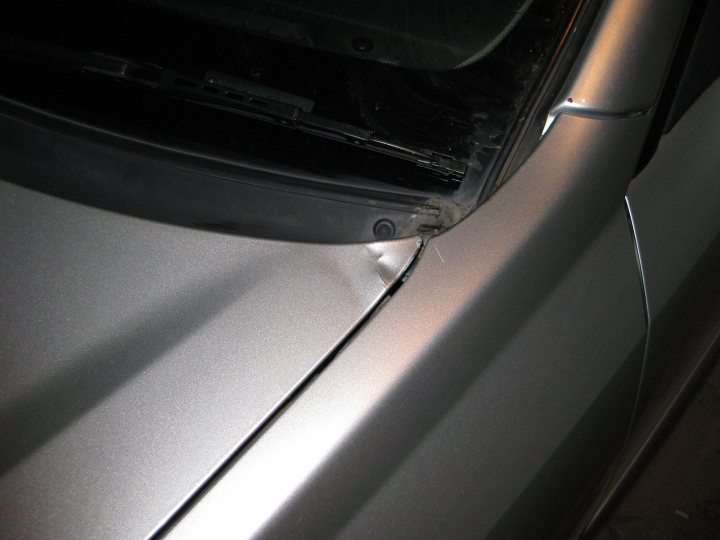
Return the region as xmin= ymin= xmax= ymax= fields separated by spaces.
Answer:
xmin=352 ymin=37 xmax=375 ymax=53
xmin=373 ymin=219 xmax=395 ymax=239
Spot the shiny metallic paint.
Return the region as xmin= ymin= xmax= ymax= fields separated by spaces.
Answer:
xmin=587 ymin=77 xmax=720 ymax=530
xmin=1 ymin=0 xmax=713 ymax=537
xmin=0 ymin=181 xmax=419 ymax=539
xmin=628 ymin=79 xmax=720 ymax=322
xmin=167 ymin=0 xmax=707 ymax=535
xmin=167 ymin=113 xmax=651 ymax=539
xmin=545 ymin=0 xmax=689 ymax=132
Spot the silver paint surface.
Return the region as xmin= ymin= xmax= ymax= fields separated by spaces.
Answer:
xmin=627 ymin=78 xmax=720 ymax=320
xmin=166 ymin=1 xmax=694 ymax=535
xmin=590 ymin=77 xmax=720 ymax=528
xmin=167 ymin=113 xmax=650 ymax=539
xmin=544 ymin=0 xmax=689 ymax=133
xmin=0 ymin=180 xmax=420 ymax=539
xmin=1 ymin=0 xmax=692 ymax=535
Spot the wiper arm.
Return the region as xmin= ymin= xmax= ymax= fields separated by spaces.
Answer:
xmin=0 ymin=35 xmax=467 ymax=185
xmin=157 ymin=68 xmax=468 ymax=184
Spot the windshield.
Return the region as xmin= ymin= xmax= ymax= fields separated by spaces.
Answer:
xmin=0 ymin=0 xmax=574 ymax=204
xmin=135 ymin=0 xmax=533 ymax=70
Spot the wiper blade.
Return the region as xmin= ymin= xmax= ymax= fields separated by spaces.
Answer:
xmin=0 ymin=35 xmax=467 ymax=185
xmin=155 ymin=69 xmax=467 ymax=184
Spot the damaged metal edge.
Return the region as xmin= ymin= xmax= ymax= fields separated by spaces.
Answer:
xmin=542 ymin=0 xmax=691 ymax=137
xmin=365 ymin=237 xmax=424 ymax=287
xmin=542 ymin=106 xmax=648 ymax=136
xmin=150 ymin=235 xmax=422 ymax=540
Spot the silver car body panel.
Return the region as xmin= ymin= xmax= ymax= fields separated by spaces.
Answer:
xmin=0 ymin=0 xmax=705 ymax=537
xmin=628 ymin=78 xmax=720 ymax=322
xmin=589 ymin=77 xmax=720 ymax=528
xmin=0 ymin=181 xmax=420 ymax=539
xmin=168 ymin=0 xmax=696 ymax=535
xmin=167 ymin=112 xmax=650 ymax=539
xmin=544 ymin=0 xmax=689 ymax=133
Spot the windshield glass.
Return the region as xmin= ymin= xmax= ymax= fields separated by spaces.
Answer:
xmin=135 ymin=0 xmax=533 ymax=70
xmin=0 ymin=0 xmax=572 ymax=194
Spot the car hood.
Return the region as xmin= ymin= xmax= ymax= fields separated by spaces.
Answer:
xmin=0 ymin=180 xmax=419 ymax=539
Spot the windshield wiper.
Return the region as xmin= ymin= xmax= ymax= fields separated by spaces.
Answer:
xmin=0 ymin=35 xmax=467 ymax=185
